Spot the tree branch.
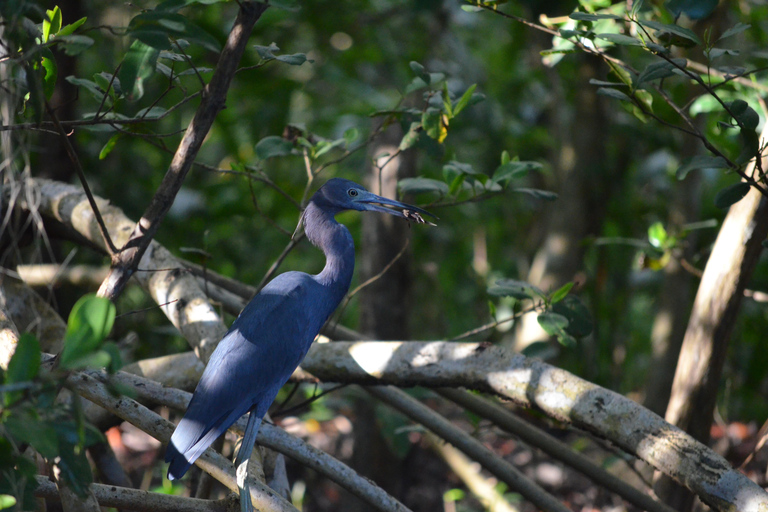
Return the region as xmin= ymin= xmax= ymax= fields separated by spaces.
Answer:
xmin=97 ymin=1 xmax=268 ymax=301
xmin=436 ymin=388 xmax=676 ymax=512
xmin=34 ymin=476 xmax=230 ymax=512
xmin=79 ymin=368 xmax=413 ymax=512
xmin=67 ymin=371 xmax=299 ymax=512
xmin=367 ymin=385 xmax=569 ymax=512
xmin=296 ymin=341 xmax=768 ymax=512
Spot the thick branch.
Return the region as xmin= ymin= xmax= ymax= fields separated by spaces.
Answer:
xmin=66 ymin=371 xmax=298 ymax=512
xmin=97 ymin=1 xmax=268 ymax=301
xmin=296 ymin=341 xmax=768 ymax=512
xmin=80 ymin=368 xmax=413 ymax=512
xmin=28 ymin=179 xmax=226 ymax=362
xmin=35 ymin=476 xmax=230 ymax=512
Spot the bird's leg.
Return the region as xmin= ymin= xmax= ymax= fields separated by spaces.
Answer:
xmin=235 ymin=410 xmax=262 ymax=512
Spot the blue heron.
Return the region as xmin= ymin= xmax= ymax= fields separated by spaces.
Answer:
xmin=165 ymin=178 xmax=434 ymax=510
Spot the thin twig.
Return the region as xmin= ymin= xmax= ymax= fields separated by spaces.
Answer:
xmin=44 ymin=100 xmax=118 ymax=254
xmin=97 ymin=1 xmax=269 ymax=301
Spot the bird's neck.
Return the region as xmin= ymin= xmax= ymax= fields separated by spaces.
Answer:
xmin=303 ymin=202 xmax=355 ymax=294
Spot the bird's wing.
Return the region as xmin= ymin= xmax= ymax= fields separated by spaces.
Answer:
xmin=166 ymin=272 xmax=326 ymax=479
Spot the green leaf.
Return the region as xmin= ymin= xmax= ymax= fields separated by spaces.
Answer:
xmin=55 ymin=17 xmax=88 ymax=38
xmin=639 ymin=20 xmax=701 ymax=46
xmin=343 ymin=127 xmax=359 ymax=145
xmin=276 ymin=53 xmax=311 ymax=65
xmin=596 ymin=87 xmax=632 ymax=102
xmin=23 ymin=63 xmax=44 ymax=124
xmin=634 ymin=89 xmax=653 ymax=112
xmin=492 ymin=161 xmax=541 ymax=184
xmin=409 ymin=61 xmax=430 ymax=84
xmin=728 ymin=100 xmax=759 ymax=131
xmin=595 ymin=33 xmax=643 ymax=46
xmin=398 ymin=177 xmax=449 ymax=196
xmin=118 ymin=40 xmax=160 ymax=101
xmin=99 ymin=133 xmax=121 ymax=160
xmin=737 ymin=129 xmax=760 ymax=165
xmin=453 ymin=84 xmax=477 ymax=116
xmin=127 ymin=12 xmax=221 ymax=52
xmin=93 ymin=72 xmax=121 ymax=100
xmin=635 ymin=58 xmax=687 ymax=87
xmin=647 ymin=222 xmax=667 ymax=249
xmin=448 ymin=174 xmax=466 ymax=196
xmin=444 ymin=160 xmax=480 ymax=176
xmin=513 ymin=188 xmax=558 ymax=201
xmin=255 ymin=42 xmax=280 ymax=60
xmin=255 ymin=136 xmax=294 ymax=159
xmin=156 ymin=0 xmax=228 ymax=11
xmin=399 ymin=122 xmax=421 ymax=151
xmin=488 ymin=279 xmax=545 ymax=301
xmin=136 ymin=106 xmax=167 ymax=119
xmin=55 ymin=439 xmax=94 ymax=497
xmin=550 ymin=282 xmax=574 ymax=304
xmin=676 ymin=155 xmax=728 ymax=180
xmin=314 ymin=138 xmax=345 ymax=158
xmin=569 ymin=12 xmax=623 ymax=21
xmin=631 ymin=0 xmax=645 ymax=17
xmin=0 ymin=496 xmax=17 ymax=509
xmin=709 ymin=48 xmax=739 ymax=59
xmin=101 ymin=342 xmax=123 ymax=373
xmin=487 ymin=300 xmax=497 ymax=318
xmin=4 ymin=408 xmax=59 ymax=458
xmin=666 ymin=0 xmax=717 ymax=19
xmin=421 ymin=108 xmax=446 ymax=143
xmin=537 ymin=312 xmax=569 ymax=335
xmin=59 ymin=295 xmax=116 ymax=370
xmin=442 ymin=82 xmax=453 ymax=118
xmin=41 ymin=49 xmax=58 ymax=100
xmin=65 ymin=76 xmax=111 ymax=107
xmin=4 ymin=334 xmax=40 ymax=406
xmin=43 ymin=7 xmax=62 ymax=43
xmin=552 ymin=295 xmax=593 ymax=337
xmin=717 ymin=22 xmax=750 ymax=42
xmin=714 ymin=182 xmax=750 ymax=209
xmin=500 ymin=150 xmax=510 ymax=165
xmin=58 ymin=35 xmax=94 ymax=56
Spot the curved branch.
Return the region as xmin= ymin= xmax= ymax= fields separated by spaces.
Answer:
xmin=29 ymin=178 xmax=227 ymax=362
xmin=367 ymin=386 xmax=569 ymax=512
xmin=436 ymin=388 xmax=675 ymax=512
xmin=296 ymin=341 xmax=768 ymax=512
xmin=89 ymin=368 xmax=413 ymax=512
xmin=67 ymin=371 xmax=298 ymax=512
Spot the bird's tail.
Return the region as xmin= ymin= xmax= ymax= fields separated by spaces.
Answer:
xmin=165 ymin=407 xmax=246 ymax=480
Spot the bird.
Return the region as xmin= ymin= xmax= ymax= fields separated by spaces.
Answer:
xmin=165 ymin=178 xmax=435 ymax=511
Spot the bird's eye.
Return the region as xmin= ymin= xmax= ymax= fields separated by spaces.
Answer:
xmin=348 ymin=189 xmax=358 ymax=197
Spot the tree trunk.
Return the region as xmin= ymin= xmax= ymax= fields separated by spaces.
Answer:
xmin=656 ymin=123 xmax=768 ymax=510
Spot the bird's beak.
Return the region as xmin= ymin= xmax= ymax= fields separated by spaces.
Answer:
xmin=356 ymin=192 xmax=437 ymax=225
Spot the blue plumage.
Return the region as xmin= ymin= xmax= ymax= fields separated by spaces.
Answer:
xmin=164 ymin=178 xmax=433 ymax=508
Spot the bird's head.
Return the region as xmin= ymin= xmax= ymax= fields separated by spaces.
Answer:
xmin=310 ymin=178 xmax=437 ymax=224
